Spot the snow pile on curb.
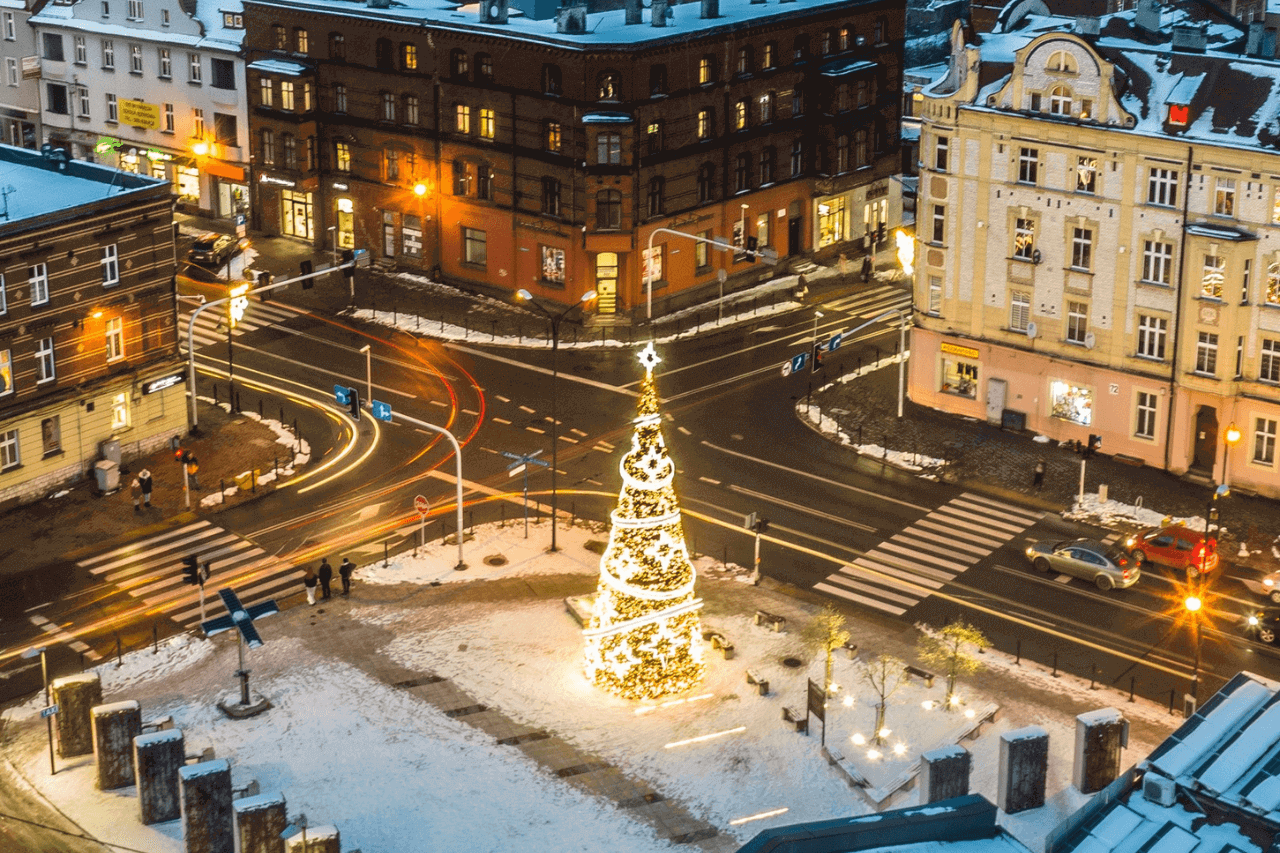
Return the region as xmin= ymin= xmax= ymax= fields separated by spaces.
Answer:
xmin=195 ymin=398 xmax=310 ymax=507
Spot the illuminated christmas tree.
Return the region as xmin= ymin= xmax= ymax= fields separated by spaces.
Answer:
xmin=583 ymin=343 xmax=704 ymax=700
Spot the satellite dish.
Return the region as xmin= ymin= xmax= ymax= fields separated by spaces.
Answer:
xmin=1026 ymin=321 xmax=1038 ymax=340
xmin=1031 ymin=249 xmax=1042 ymax=265
xmin=1084 ymin=332 xmax=1096 ymax=349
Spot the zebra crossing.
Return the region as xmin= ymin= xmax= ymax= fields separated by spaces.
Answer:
xmin=75 ymin=520 xmax=297 ymax=629
xmin=181 ymin=301 xmax=301 ymax=353
xmin=823 ymin=284 xmax=912 ymax=319
xmin=813 ymin=492 xmax=1043 ymax=615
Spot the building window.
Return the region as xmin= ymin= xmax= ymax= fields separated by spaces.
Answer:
xmin=73 ymin=35 xmax=86 ymax=63
xmin=1147 ymin=167 xmax=1178 ymax=206
xmin=127 ymin=43 xmax=141 ymax=73
xmin=1071 ymin=227 xmax=1093 ymax=270
xmin=101 ymin=244 xmax=119 ymax=286
xmin=943 ymin=358 xmax=979 ymax=398
xmin=452 ymin=160 xmax=470 ymax=195
xmin=35 ymin=336 xmax=55 ymax=383
xmin=646 ymin=177 xmax=665 ymax=217
xmin=29 ymin=263 xmax=48 ymax=305
xmin=1243 ymin=258 xmax=1252 ymax=304
xmin=762 ymin=42 xmax=775 ymax=69
xmin=794 ymin=34 xmax=809 ymax=60
xmin=158 ymin=47 xmax=171 ymax=78
xmin=1017 ymin=147 xmax=1038 ymax=184
xmin=334 ymin=141 xmax=350 ymax=171
xmin=817 ymin=197 xmax=846 ymax=248
xmin=934 ymin=135 xmax=949 ymax=172
xmin=542 ymin=246 xmax=565 ymax=284
xmin=928 ymin=276 xmax=942 ymax=314
xmin=836 ymin=135 xmax=849 ymax=173
xmin=1076 ymin=156 xmax=1097 ymax=193
xmin=6 ymin=57 xmax=19 ymax=87
xmin=479 ymin=108 xmax=495 ymax=139
xmin=208 ymin=57 xmax=234 ymax=89
xmin=193 ymin=107 xmax=204 ymax=137
xmin=260 ymin=129 xmax=275 ymax=164
xmin=1142 ymin=240 xmax=1173 ymax=284
xmin=476 ymin=163 xmax=492 ymax=200
xmin=282 ymin=134 xmax=297 ymax=169
xmin=1214 ymin=178 xmax=1236 ymax=217
xmin=649 ymin=64 xmax=667 ymax=96
xmin=1202 ymin=255 xmax=1225 ymax=299
xmin=213 ymin=112 xmax=237 ymax=146
xmin=1049 ymin=381 xmax=1092 ymax=425
xmin=273 ymin=81 xmax=293 ymax=111
xmin=334 ymin=84 xmax=346 ymax=113
xmin=259 ymin=76 xmax=273 ymax=107
xmin=0 ymin=428 xmax=18 ymax=470
xmin=644 ymin=121 xmax=663 ymax=157
xmin=272 ymin=24 xmax=286 ymax=48
xmin=109 ymin=392 xmax=129 ymax=430
xmin=1013 ymin=218 xmax=1035 ymax=259
xmin=0 ymin=275 xmax=6 ymax=314
xmin=378 ymin=91 xmax=393 ymax=121
xmin=1010 ymin=291 xmax=1030 ymax=331
xmin=295 ymin=27 xmax=308 ymax=53
xmin=758 ymin=91 xmax=774 ymax=124
xmin=401 ymin=42 xmax=417 ymax=71
xmin=697 ymin=164 xmax=714 ymax=203
xmin=1261 ymin=339 xmax=1280 ymax=383
xmin=697 ymin=109 xmax=712 ymax=140
xmin=596 ymin=132 xmax=620 ymax=164
xmin=792 ymin=89 xmax=804 ymax=116
xmin=1066 ymin=301 xmax=1088 ymax=344
xmin=737 ymin=46 xmax=753 ymax=75
xmin=384 ymin=149 xmax=399 ymax=181
xmin=598 ymin=71 xmax=618 ymax=100
xmin=2 ymin=11 xmax=12 ymax=40
xmin=1195 ymin=331 xmax=1218 ymax=375
xmin=105 ymin=316 xmax=124 ymax=361
xmin=1135 ymin=392 xmax=1157 ymax=439
xmin=931 ymin=204 xmax=945 ymax=243
xmin=545 ymin=120 xmax=561 ymax=152
xmin=455 ymin=104 xmax=471 ymax=134
xmin=698 ymin=55 xmax=716 ymax=84
xmin=403 ymin=94 xmax=419 ymax=125
xmin=78 ymin=86 xmax=91 ymax=118
xmin=188 ymin=52 xmax=201 ymax=82
xmin=1255 ymin=418 xmax=1278 ymax=465
xmin=821 ymin=29 xmax=833 ymax=54
xmin=463 ymin=227 xmax=486 ymax=265
xmin=1048 ymin=85 xmax=1071 ymax=115
xmin=220 ymin=12 xmax=240 ymax=27
xmin=734 ymin=100 xmax=748 ymax=131
xmin=0 ymin=348 xmax=9 ymax=396
xmin=835 ymin=84 xmax=849 ymax=112
xmin=1136 ymin=315 xmax=1167 ymax=360
xmin=735 ymin=153 xmax=750 ymax=192
xmin=596 ymin=190 xmax=621 ymax=229
xmin=542 ymin=64 xmax=561 ymax=95
xmin=760 ymin=147 xmax=775 ymax=185
xmin=541 ymin=177 xmax=561 ymax=216
xmin=105 ymin=92 xmax=117 ymax=121
xmin=696 ymin=230 xmax=711 ymax=268
xmin=329 ymin=32 xmax=345 ymax=60
xmin=102 ymin=39 xmax=114 ymax=69
xmin=42 ymin=32 xmax=64 ymax=61
xmin=451 ymin=49 xmax=469 ymax=78
xmin=791 ymin=140 xmax=804 ymax=176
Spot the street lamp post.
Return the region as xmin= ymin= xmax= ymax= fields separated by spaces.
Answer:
xmin=1184 ymin=593 xmax=1203 ymax=705
xmin=21 ymin=646 xmax=55 ymax=775
xmin=1223 ymin=423 xmax=1241 ymax=488
xmin=516 ymin=289 xmax=596 ymax=552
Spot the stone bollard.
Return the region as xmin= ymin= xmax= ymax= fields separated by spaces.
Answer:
xmin=997 ymin=725 xmax=1049 ymax=814
xmin=180 ymin=759 xmax=234 ymax=853
xmin=50 ymin=674 xmax=102 ymax=757
xmin=134 ymin=728 xmax=185 ymax=824
xmin=919 ymin=744 xmax=971 ymax=804
xmin=91 ymin=700 xmax=142 ymax=789
xmin=1074 ymin=708 xmax=1128 ymax=794
xmin=234 ymin=792 xmax=287 ymax=853
xmin=284 ymin=825 xmax=340 ymax=853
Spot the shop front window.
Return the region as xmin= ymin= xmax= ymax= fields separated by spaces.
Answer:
xmin=282 ymin=189 xmax=313 ymax=239
xmin=336 ymin=197 xmax=355 ymax=249
xmin=940 ymin=358 xmax=978 ymax=398
xmin=1050 ymin=380 xmax=1093 ymax=426
xmin=817 ymin=196 xmax=846 ymax=248
xmin=403 ymin=214 xmax=422 ymax=257
xmin=542 ymin=246 xmax=565 ymax=284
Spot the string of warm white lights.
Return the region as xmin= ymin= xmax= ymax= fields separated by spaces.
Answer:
xmin=583 ymin=344 xmax=705 ymax=701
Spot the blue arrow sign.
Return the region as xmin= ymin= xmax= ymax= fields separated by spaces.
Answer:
xmin=371 ymin=400 xmax=393 ymax=422
xmin=334 ymin=385 xmax=351 ymax=406
xmin=790 ymin=352 xmax=808 ymax=374
xmin=827 ymin=332 xmax=843 ymax=352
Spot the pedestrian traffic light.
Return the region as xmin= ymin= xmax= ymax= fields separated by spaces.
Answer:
xmin=257 ymin=271 xmax=273 ymax=302
xmin=174 ymin=446 xmax=185 ymax=464
xmin=201 ymin=561 xmax=212 ymax=583
xmin=300 ymin=259 xmax=314 ymax=289
xmin=745 ymin=236 xmax=758 ymax=263
xmin=183 ymin=555 xmax=200 ymax=586
xmin=812 ymin=341 xmax=824 ymax=372
xmin=347 ymin=386 xmax=361 ymax=420
xmin=341 ymin=249 xmax=355 ymax=282
xmin=876 ymin=222 xmax=886 ymax=244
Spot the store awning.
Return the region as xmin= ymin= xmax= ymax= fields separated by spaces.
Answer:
xmin=203 ymin=160 xmax=246 ymax=182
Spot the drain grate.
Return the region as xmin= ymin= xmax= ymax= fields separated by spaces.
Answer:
xmin=671 ymin=827 xmax=719 ymax=844
xmin=782 ymin=657 xmax=804 ymax=669
xmin=444 ymin=704 xmax=487 ymax=718
xmin=619 ymin=792 xmax=665 ymax=808
xmin=496 ymin=730 xmax=550 ymax=746
xmin=393 ymin=675 xmax=446 ymax=688
xmin=483 ymin=554 xmax=508 ymax=567
xmin=555 ymin=762 xmax=608 ymax=778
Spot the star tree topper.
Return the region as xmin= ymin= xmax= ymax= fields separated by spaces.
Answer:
xmin=638 ymin=342 xmax=661 ymax=374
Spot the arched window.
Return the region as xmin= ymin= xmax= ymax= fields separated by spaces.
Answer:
xmin=697 ymin=163 xmax=715 ymax=202
xmin=451 ymin=49 xmax=469 ymax=79
xmin=293 ymin=27 xmax=308 ymax=53
xmin=375 ymin=38 xmax=393 ymax=70
xmin=596 ymin=190 xmax=621 ymax=229
xmin=649 ymin=64 xmax=667 ymax=96
xmin=272 ymin=24 xmax=286 ymax=49
xmin=821 ymin=29 xmax=834 ymax=55
xmin=736 ymin=46 xmax=753 ymax=75
xmin=380 ymin=92 xmax=395 ymax=121
xmin=545 ymin=120 xmax=562 ymax=152
xmin=542 ymin=64 xmax=561 ymax=95
xmin=403 ymin=93 xmax=419 ymax=124
xmin=1049 ymin=85 xmax=1072 ymax=115
xmin=1048 ymin=50 xmax=1077 ymax=73
xmin=328 ymin=32 xmax=344 ymax=60
xmin=598 ymin=70 xmax=619 ymax=100
xmin=793 ymin=34 xmax=809 ymax=61
xmin=698 ymin=55 xmax=717 ymax=84
xmin=476 ymin=52 xmax=493 ymax=81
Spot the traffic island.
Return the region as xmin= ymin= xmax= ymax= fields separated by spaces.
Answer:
xmin=216 ymin=692 xmax=272 ymax=720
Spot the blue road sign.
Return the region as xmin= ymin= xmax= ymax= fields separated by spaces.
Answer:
xmin=371 ymin=400 xmax=393 ymax=422
xmin=827 ymin=332 xmax=843 ymax=352
xmin=40 ymin=704 xmax=59 ymax=718
xmin=334 ymin=385 xmax=351 ymax=406
xmin=790 ymin=352 xmax=808 ymax=374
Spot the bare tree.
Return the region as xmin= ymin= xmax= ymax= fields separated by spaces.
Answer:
xmin=802 ymin=605 xmax=851 ymax=699
xmin=862 ymin=654 xmax=908 ymax=746
xmin=916 ymin=619 xmax=990 ymax=710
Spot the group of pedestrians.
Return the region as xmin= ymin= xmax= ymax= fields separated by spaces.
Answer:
xmin=303 ymin=557 xmax=355 ymax=606
xmin=130 ymin=470 xmax=154 ymax=513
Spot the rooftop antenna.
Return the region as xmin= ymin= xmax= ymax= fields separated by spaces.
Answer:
xmin=0 ymin=185 xmax=14 ymax=220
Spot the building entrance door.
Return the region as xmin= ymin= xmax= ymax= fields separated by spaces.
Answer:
xmin=384 ymin=223 xmax=395 ymax=257
xmin=1192 ymin=405 xmax=1218 ymax=473
xmin=788 ymin=217 xmax=802 ymax=256
xmin=595 ymin=252 xmax=618 ymax=315
xmin=336 ymin=198 xmax=355 ymax=249
xmin=986 ymin=378 xmax=1007 ymax=425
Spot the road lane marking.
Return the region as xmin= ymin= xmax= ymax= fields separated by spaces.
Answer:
xmin=677 ymin=426 xmax=691 ymax=435
xmin=571 ymin=428 xmax=588 ymax=437
xmin=698 ymin=477 xmax=721 ymax=485
xmin=519 ymin=405 xmax=536 ymax=414
xmin=29 ymin=614 xmax=102 ymax=661
xmin=727 ymin=484 xmax=876 ymax=533
xmin=526 ymin=426 xmax=545 ymax=434
xmin=495 ymin=394 xmax=510 ymax=403
xmin=492 ymin=417 xmax=511 ymax=425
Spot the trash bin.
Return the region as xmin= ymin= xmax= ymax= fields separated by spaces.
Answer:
xmin=99 ymin=439 xmax=121 ymax=465
xmin=94 ymin=459 xmax=119 ymax=494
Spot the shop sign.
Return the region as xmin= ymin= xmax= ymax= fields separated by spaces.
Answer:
xmin=941 ymin=342 xmax=979 ymax=360
xmin=142 ymin=372 xmax=184 ymax=395
xmin=119 ymin=100 xmax=160 ymax=130
xmin=260 ymin=174 xmax=296 ymax=188
xmin=332 ymin=182 xmax=349 ymax=191
xmin=866 ymin=181 xmax=890 ymax=201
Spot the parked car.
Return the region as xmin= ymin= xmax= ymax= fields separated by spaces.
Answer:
xmin=1024 ymin=538 xmax=1140 ymax=590
xmin=188 ymin=233 xmax=241 ymax=267
xmin=1124 ymin=524 xmax=1218 ymax=576
xmin=1243 ymin=609 xmax=1280 ymax=644
xmin=1257 ymin=571 xmax=1280 ymax=605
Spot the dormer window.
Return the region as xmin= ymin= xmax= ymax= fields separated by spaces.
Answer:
xmin=1047 ymin=50 xmax=1077 ymax=73
xmin=1048 ymin=85 xmax=1071 ymax=116
xmin=1168 ymin=104 xmax=1189 ymax=126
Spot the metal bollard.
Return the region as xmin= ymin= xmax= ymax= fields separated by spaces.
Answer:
xmin=274 ymin=457 xmax=278 ymax=475
xmin=1129 ymin=676 xmax=1136 ymax=703
xmin=723 ymin=544 xmax=728 ymax=569
xmin=116 ymin=638 xmax=122 ymax=667
xmin=384 ymin=540 xmax=389 ymax=567
xmin=212 ymin=384 xmax=218 ymax=403
xmin=492 ymin=321 xmax=496 ymax=341
xmin=1014 ymin=639 xmax=1021 ymax=665
xmin=279 ymin=405 xmax=284 ymax=424
xmin=153 ymin=624 xmax=159 ymax=655
xmin=1051 ymin=651 xmax=1059 ymax=678
xmin=1169 ymin=689 xmax=1176 ymax=714
xmin=251 ymin=469 xmax=256 ymax=493
xmin=1090 ymin=664 xmax=1097 ymax=690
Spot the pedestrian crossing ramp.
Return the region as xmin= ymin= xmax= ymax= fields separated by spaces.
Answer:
xmin=76 ymin=520 xmax=296 ymax=629
xmin=181 ymin=301 xmax=301 ymax=353
xmin=814 ymin=492 xmax=1043 ymax=615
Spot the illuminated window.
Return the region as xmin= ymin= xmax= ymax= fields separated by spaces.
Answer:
xmin=1214 ymin=178 xmax=1236 ymax=217
xmin=455 ymin=104 xmax=471 ymax=134
xmin=334 ymin=141 xmax=350 ymax=171
xmin=698 ymin=55 xmax=715 ymax=84
xmin=1050 ymin=381 xmax=1092 ymax=425
xmin=1202 ymin=255 xmax=1225 ymax=299
xmin=294 ymin=28 xmax=308 ymax=53
xmin=734 ymin=100 xmax=747 ymax=130
xmin=479 ymin=107 xmax=495 ymax=139
xmin=402 ymin=43 xmax=417 ymax=70
xmin=1076 ymin=156 xmax=1097 ymax=193
xmin=280 ymin=81 xmax=294 ymax=110
xmin=598 ymin=71 xmax=618 ymax=100
xmin=259 ymin=76 xmax=272 ymax=107
xmin=697 ymin=109 xmax=712 ymax=140
xmin=105 ymin=316 xmax=123 ymax=361
xmin=1013 ymin=218 xmax=1035 ymax=259
xmin=758 ymin=92 xmax=774 ymax=123
xmin=111 ymin=392 xmax=130 ymax=430
xmin=545 ymin=120 xmax=561 ymax=152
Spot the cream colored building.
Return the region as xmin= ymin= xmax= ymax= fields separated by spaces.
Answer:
xmin=913 ymin=1 xmax=1280 ymax=498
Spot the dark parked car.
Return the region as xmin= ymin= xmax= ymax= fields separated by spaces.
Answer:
xmin=188 ymin=233 xmax=241 ymax=266
xmin=1124 ymin=524 xmax=1218 ymax=576
xmin=1244 ymin=609 xmax=1280 ymax=644
xmin=1024 ymin=538 xmax=1139 ymax=590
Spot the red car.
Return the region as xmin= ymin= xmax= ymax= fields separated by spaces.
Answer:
xmin=1124 ymin=525 xmax=1219 ymax=576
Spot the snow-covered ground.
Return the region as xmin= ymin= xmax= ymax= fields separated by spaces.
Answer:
xmin=2 ymin=521 xmax=1177 ymax=853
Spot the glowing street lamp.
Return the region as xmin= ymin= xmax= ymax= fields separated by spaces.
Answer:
xmin=413 ymin=182 xmax=428 ymax=197
xmin=1223 ymin=423 xmax=1241 ymax=487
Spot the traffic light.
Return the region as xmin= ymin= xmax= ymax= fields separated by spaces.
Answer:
xmin=201 ymin=561 xmax=212 ymax=583
xmin=341 ymin=249 xmax=355 ymax=281
xmin=812 ymin=341 xmax=824 ymax=372
xmin=745 ymin=236 xmax=758 ymax=263
xmin=182 ymin=555 xmax=201 ymax=586
xmin=300 ymin=259 xmax=314 ymax=289
xmin=876 ymin=222 xmax=886 ymax=245
xmin=347 ymin=386 xmax=361 ymax=420
xmin=174 ymin=446 xmax=185 ymax=464
xmin=257 ymin=270 xmax=273 ymax=301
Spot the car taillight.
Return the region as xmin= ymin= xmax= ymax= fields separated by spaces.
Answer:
xmin=1122 ymin=569 xmax=1130 ymax=581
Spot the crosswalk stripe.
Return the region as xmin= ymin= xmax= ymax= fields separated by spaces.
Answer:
xmin=129 ymin=542 xmax=259 ymax=596
xmin=896 ymin=527 xmax=991 ymax=555
xmin=821 ymin=572 xmax=921 ymax=606
xmin=824 ymin=286 xmax=899 ymax=312
xmin=93 ymin=530 xmax=235 ymax=579
xmin=141 ymin=554 xmax=281 ymax=608
xmin=856 ymin=551 xmax=954 ymax=584
xmin=101 ymin=534 xmax=247 ymax=585
xmin=82 ymin=521 xmax=215 ymax=571
xmin=932 ymin=505 xmax=1027 ymax=534
xmin=877 ymin=541 xmax=970 ymax=573
xmin=956 ymin=492 xmax=1043 ymax=521
xmin=841 ymin=557 xmax=945 ymax=589
xmin=859 ymin=296 xmax=912 ymax=319
xmin=813 ymin=582 xmax=908 ymax=615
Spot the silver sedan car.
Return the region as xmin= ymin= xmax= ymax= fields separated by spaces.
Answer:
xmin=1024 ymin=538 xmax=1140 ymax=591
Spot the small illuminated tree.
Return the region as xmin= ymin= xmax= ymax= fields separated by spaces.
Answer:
xmin=803 ymin=605 xmax=850 ymax=699
xmin=916 ymin=619 xmax=990 ymax=711
xmin=582 ymin=344 xmax=704 ymax=700
xmin=862 ymin=654 xmax=908 ymax=746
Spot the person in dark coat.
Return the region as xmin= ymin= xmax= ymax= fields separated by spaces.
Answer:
xmin=303 ymin=567 xmax=318 ymax=606
xmin=138 ymin=469 xmax=153 ymax=508
xmin=318 ymin=558 xmax=334 ymax=600
xmin=338 ymin=558 xmax=354 ymax=596
xmin=861 ymin=254 xmax=873 ymax=283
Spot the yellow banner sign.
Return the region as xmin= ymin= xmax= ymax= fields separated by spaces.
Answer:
xmin=119 ymin=99 xmax=160 ymax=130
xmin=941 ymin=342 xmax=980 ymax=360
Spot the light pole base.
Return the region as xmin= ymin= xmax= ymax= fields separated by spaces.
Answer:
xmin=454 ymin=562 xmax=467 ymax=572
xmin=216 ymin=691 xmax=271 ymax=719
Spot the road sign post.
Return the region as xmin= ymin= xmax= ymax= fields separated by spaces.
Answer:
xmin=503 ymin=450 xmax=548 ymax=539
xmin=414 ymin=494 xmax=430 ymax=555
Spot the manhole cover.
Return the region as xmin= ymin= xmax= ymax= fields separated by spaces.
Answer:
xmin=483 ymin=554 xmax=508 ymax=567
xmin=782 ymin=657 xmax=803 ymax=669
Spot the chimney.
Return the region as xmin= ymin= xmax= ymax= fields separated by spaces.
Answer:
xmin=1075 ymin=16 xmax=1098 ymax=35
xmin=701 ymin=0 xmax=718 ymax=18
xmin=479 ymin=0 xmax=508 ymax=23
xmin=1171 ymin=24 xmax=1206 ymax=52
xmin=651 ymin=0 xmax=668 ymax=27
xmin=750 ymin=0 xmax=766 ymax=5
xmin=556 ymin=0 xmax=586 ymax=33
xmin=1246 ymin=20 xmax=1264 ymax=56
xmin=1133 ymin=0 xmax=1160 ymax=35
xmin=625 ymin=0 xmax=641 ymax=24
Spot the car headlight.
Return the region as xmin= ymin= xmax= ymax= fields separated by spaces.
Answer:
xmin=1265 ymin=578 xmax=1275 ymax=588
xmin=1124 ymin=537 xmax=1135 ymax=548
xmin=1249 ymin=615 xmax=1260 ymax=627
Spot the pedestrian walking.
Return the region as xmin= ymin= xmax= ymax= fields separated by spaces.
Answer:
xmin=303 ymin=567 xmax=318 ymax=606
xmin=130 ymin=477 xmax=143 ymax=513
xmin=338 ymin=558 xmax=354 ymax=596
xmin=185 ymin=453 xmax=201 ymax=490
xmin=138 ymin=469 xmax=153 ymax=508
xmin=861 ymin=254 xmax=873 ymax=283
xmin=318 ymin=558 xmax=333 ymax=600
xmin=1033 ymin=459 xmax=1046 ymax=490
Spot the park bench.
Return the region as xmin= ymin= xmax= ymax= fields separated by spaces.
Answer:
xmin=754 ymin=610 xmax=786 ymax=632
xmin=841 ymin=642 xmax=859 ymax=660
xmin=903 ymin=665 xmax=936 ymax=688
xmin=782 ymin=706 xmax=808 ymax=734
xmin=745 ymin=669 xmax=769 ymax=696
xmin=702 ymin=631 xmax=735 ymax=660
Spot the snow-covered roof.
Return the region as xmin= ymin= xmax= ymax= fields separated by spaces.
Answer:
xmin=0 ymin=144 xmax=167 ymax=227
xmin=246 ymin=0 xmax=863 ymax=49
xmin=30 ymin=0 xmax=244 ymax=53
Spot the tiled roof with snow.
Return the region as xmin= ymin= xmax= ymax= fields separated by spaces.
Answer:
xmin=0 ymin=144 xmax=166 ymax=227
